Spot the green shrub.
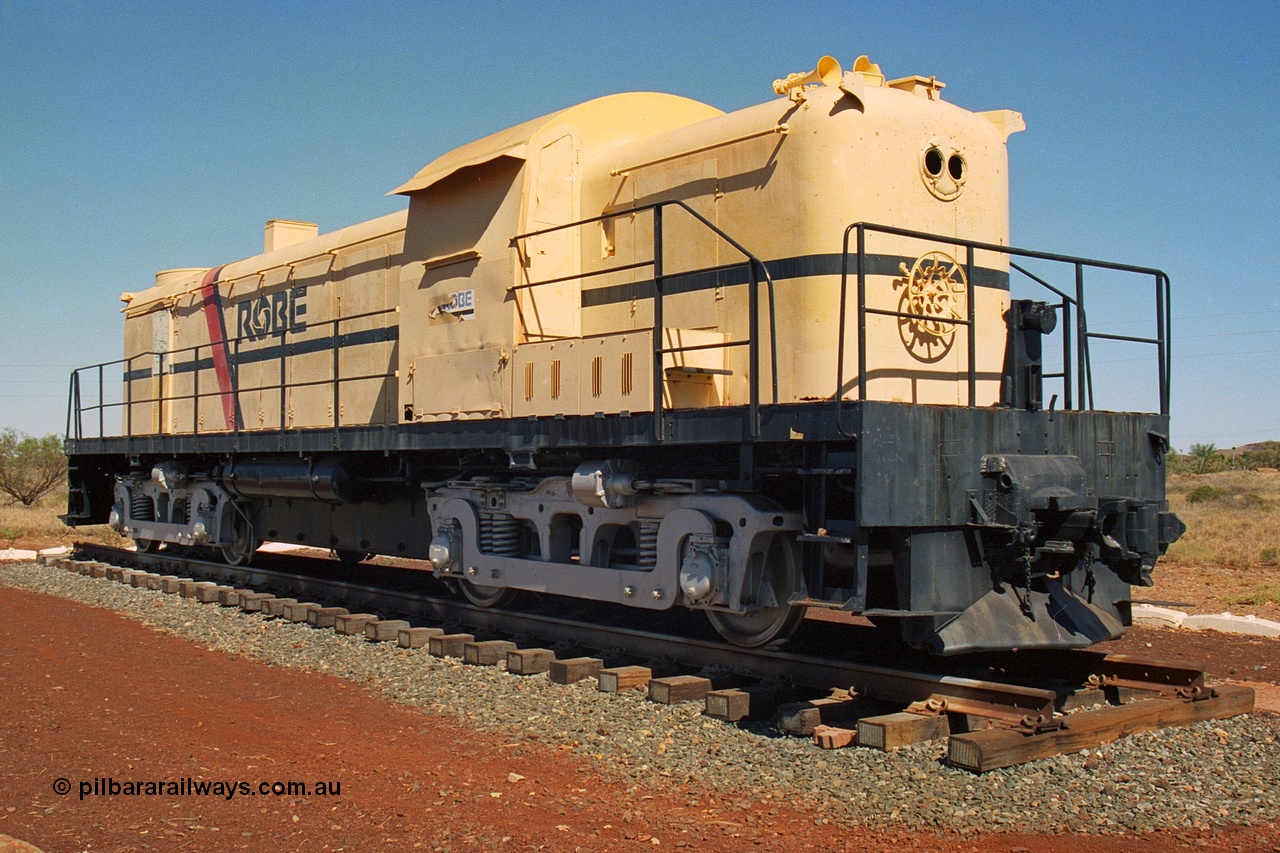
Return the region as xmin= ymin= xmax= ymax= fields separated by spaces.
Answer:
xmin=0 ymin=430 xmax=65 ymax=507
xmin=1239 ymin=442 xmax=1280 ymax=470
xmin=1186 ymin=485 xmax=1224 ymax=504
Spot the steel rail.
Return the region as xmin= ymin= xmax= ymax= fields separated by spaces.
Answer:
xmin=61 ymin=540 xmax=1251 ymax=779
xmin=72 ymin=543 xmax=1056 ymax=720
xmin=68 ymin=544 xmax=1224 ymax=731
xmin=60 ymin=542 xmax=1249 ymax=774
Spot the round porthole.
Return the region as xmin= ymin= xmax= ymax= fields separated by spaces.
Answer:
xmin=922 ymin=143 xmax=966 ymax=201
xmin=924 ymin=147 xmax=944 ymax=177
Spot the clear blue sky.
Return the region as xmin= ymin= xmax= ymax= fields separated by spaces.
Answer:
xmin=2 ymin=1 xmax=1276 ymax=450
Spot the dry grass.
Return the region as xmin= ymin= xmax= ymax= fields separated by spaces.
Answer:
xmin=0 ymin=492 xmax=123 ymax=552
xmin=1163 ymin=471 xmax=1280 ymax=568
xmin=1148 ymin=471 xmax=1280 ymax=621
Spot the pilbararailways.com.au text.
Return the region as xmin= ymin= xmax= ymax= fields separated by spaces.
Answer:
xmin=56 ymin=777 xmax=341 ymax=801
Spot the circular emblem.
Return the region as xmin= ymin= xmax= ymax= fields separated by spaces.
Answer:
xmin=893 ymin=252 xmax=967 ymax=362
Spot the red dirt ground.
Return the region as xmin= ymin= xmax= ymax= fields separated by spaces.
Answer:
xmin=0 ymin=585 xmax=1275 ymax=852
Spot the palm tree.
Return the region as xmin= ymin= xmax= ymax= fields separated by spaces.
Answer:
xmin=1189 ymin=443 xmax=1218 ymax=474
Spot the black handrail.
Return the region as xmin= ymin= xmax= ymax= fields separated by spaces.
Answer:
xmin=70 ymin=219 xmax=1170 ymax=451
xmin=72 ymin=203 xmax=777 ymax=447
xmin=511 ymin=199 xmax=778 ymax=439
xmin=835 ymin=222 xmax=1171 ymax=432
xmin=66 ymin=307 xmax=399 ymax=446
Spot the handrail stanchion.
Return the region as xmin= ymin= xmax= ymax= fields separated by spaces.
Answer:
xmin=97 ymin=363 xmax=104 ymax=439
xmin=232 ymin=336 xmax=241 ymax=442
xmin=835 ymin=230 xmax=849 ymax=407
xmin=1157 ymin=272 xmax=1169 ymax=416
xmin=965 ymin=248 xmax=976 ymax=406
xmin=125 ymin=357 xmax=133 ymax=439
xmin=1166 ymin=272 xmax=1173 ymax=415
xmin=764 ymin=265 xmax=778 ymax=406
xmin=856 ymin=224 xmax=867 ymax=404
xmin=279 ymin=322 xmax=288 ymax=442
xmin=193 ymin=344 xmax=201 ymax=442
xmin=332 ymin=317 xmax=342 ymax=447
xmin=66 ymin=372 xmax=77 ymax=441
xmin=1074 ymin=262 xmax=1090 ymax=410
xmin=833 ymin=224 xmax=856 ymax=439
xmin=1060 ymin=299 xmax=1073 ymax=411
xmin=748 ymin=260 xmax=760 ymax=437
xmin=652 ymin=205 xmax=665 ymax=442
xmin=158 ymin=351 xmax=166 ymax=438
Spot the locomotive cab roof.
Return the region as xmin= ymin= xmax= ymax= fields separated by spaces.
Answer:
xmin=389 ymin=92 xmax=724 ymax=196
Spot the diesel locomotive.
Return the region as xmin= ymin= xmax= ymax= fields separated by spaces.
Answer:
xmin=64 ymin=55 xmax=1184 ymax=653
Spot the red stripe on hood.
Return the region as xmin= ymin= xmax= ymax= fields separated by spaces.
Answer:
xmin=199 ymin=266 xmax=238 ymax=430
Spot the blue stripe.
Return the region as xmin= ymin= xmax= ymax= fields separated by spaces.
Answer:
xmin=124 ymin=325 xmax=399 ymax=382
xmin=581 ymin=252 xmax=1009 ymax=309
xmin=122 ymin=249 xmax=1006 ymax=382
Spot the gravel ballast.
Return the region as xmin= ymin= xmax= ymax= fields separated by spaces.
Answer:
xmin=3 ymin=560 xmax=1278 ymax=838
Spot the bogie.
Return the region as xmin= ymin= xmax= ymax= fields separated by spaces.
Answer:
xmin=425 ymin=462 xmax=805 ymax=625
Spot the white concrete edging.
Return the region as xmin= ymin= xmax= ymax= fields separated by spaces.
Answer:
xmin=1134 ymin=604 xmax=1280 ymax=638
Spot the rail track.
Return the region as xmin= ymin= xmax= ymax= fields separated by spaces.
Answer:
xmin=51 ymin=543 xmax=1254 ymax=772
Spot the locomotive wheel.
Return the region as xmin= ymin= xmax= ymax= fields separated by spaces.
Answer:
xmin=705 ymin=535 xmax=805 ymax=648
xmin=458 ymin=579 xmax=522 ymax=609
xmin=706 ymin=601 xmax=805 ymax=648
xmin=332 ymin=549 xmax=374 ymax=564
xmin=220 ymin=523 xmax=256 ymax=566
xmin=133 ymin=538 xmax=161 ymax=554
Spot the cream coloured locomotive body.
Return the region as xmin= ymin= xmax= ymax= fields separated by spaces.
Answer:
xmin=119 ymin=60 xmax=1017 ymax=434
